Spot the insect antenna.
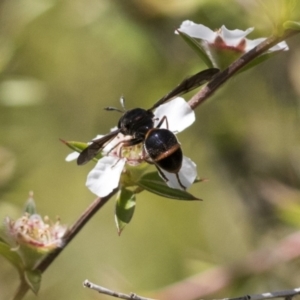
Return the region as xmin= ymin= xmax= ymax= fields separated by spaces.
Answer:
xmin=104 ymin=96 xmax=127 ymax=113
xmin=120 ymin=96 xmax=126 ymax=111
xmin=104 ymin=106 xmax=123 ymax=113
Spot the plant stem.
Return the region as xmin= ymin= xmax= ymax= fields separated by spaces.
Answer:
xmin=12 ymin=277 xmax=29 ymax=300
xmin=83 ymin=279 xmax=156 ymax=300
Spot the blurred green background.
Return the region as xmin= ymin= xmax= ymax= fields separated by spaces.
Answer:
xmin=1 ymin=0 xmax=300 ymax=299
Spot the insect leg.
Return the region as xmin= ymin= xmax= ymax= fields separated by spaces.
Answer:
xmin=107 ymin=137 xmax=143 ymax=157
xmin=156 ymin=116 xmax=169 ymax=129
xmin=142 ymin=145 xmax=186 ymax=190
xmin=155 ymin=165 xmax=186 ymax=190
xmin=175 ymin=173 xmax=186 ymax=190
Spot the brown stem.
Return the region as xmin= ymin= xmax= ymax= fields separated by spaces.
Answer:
xmin=12 ymin=278 xmax=29 ymax=300
xmin=83 ymin=279 xmax=156 ymax=300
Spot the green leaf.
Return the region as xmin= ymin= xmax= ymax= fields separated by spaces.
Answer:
xmin=283 ymin=20 xmax=300 ymax=31
xmin=177 ymin=30 xmax=214 ymax=68
xmin=137 ymin=172 xmax=201 ymax=201
xmin=194 ymin=177 xmax=207 ymax=184
xmin=24 ymin=269 xmax=42 ymax=294
xmin=60 ymin=140 xmax=89 ymax=153
xmin=23 ymin=196 xmax=36 ymax=215
xmin=0 ymin=241 xmax=23 ymax=273
xmin=115 ymin=188 xmax=136 ymax=234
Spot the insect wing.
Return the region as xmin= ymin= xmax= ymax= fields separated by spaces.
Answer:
xmin=77 ymin=129 xmax=120 ymax=165
xmin=149 ymin=68 xmax=219 ymax=110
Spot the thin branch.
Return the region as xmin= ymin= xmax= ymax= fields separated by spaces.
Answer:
xmin=224 ymin=287 xmax=300 ymax=300
xmin=83 ymin=280 xmax=300 ymax=300
xmin=12 ymin=278 xmax=30 ymax=300
xmin=83 ymin=280 xmax=156 ymax=300
xmin=188 ymin=29 xmax=299 ymax=110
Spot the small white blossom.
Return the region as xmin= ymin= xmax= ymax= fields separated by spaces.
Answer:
xmin=68 ymin=97 xmax=198 ymax=197
xmin=3 ymin=213 xmax=67 ymax=253
xmin=177 ymin=21 xmax=289 ymax=69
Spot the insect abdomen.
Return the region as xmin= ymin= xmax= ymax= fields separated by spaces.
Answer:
xmin=144 ymin=129 xmax=182 ymax=173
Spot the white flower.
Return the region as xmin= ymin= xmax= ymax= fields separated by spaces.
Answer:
xmin=3 ymin=213 xmax=67 ymax=253
xmin=67 ymin=97 xmax=198 ymax=197
xmin=177 ymin=21 xmax=289 ymax=69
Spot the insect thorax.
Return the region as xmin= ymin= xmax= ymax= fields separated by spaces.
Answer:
xmin=118 ymin=108 xmax=154 ymax=138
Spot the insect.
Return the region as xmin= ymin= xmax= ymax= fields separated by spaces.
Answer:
xmin=77 ymin=68 xmax=219 ymax=189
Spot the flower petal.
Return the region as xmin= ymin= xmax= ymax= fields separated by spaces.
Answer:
xmin=220 ymin=25 xmax=254 ymax=46
xmin=160 ymin=156 xmax=197 ymax=190
xmin=154 ymin=97 xmax=195 ymax=133
xmin=269 ymin=40 xmax=289 ymax=51
xmin=86 ymin=156 xmax=125 ymax=197
xmin=246 ymin=37 xmax=289 ymax=52
xmin=177 ymin=20 xmax=216 ymax=43
xmin=245 ymin=37 xmax=265 ymax=51
xmin=65 ymin=152 xmax=79 ymax=162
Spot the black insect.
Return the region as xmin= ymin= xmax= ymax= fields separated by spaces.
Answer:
xmin=77 ymin=68 xmax=219 ymax=189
